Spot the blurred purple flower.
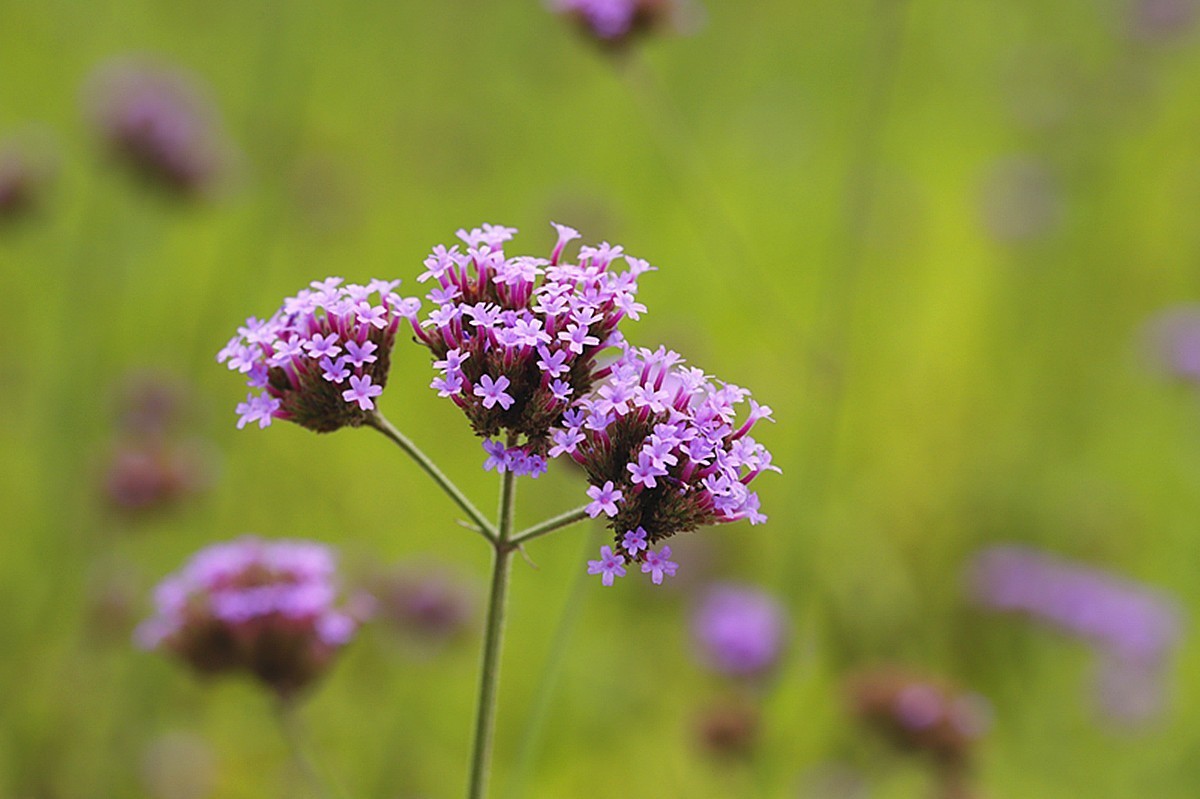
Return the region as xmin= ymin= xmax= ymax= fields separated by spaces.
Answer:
xmin=412 ymin=223 xmax=651 ymax=477
xmin=371 ymin=566 xmax=476 ymax=644
xmin=102 ymin=441 xmax=212 ymax=513
xmin=1093 ymin=652 xmax=1171 ymax=725
xmin=978 ymin=156 xmax=1062 ymax=244
xmin=556 ymin=345 xmax=777 ymax=583
xmin=1129 ymin=0 xmax=1197 ymax=40
xmin=86 ymin=58 xmax=233 ymax=196
xmin=552 ymin=0 xmax=692 ymax=48
xmin=970 ymin=545 xmax=1182 ymax=662
xmin=136 ymin=536 xmax=362 ymax=698
xmin=847 ymin=668 xmax=992 ymax=767
xmin=113 ymin=371 xmax=187 ymax=440
xmin=1142 ymin=305 xmax=1200 ymax=382
xmin=971 ymin=545 xmax=1183 ymax=724
xmin=691 ymin=584 xmax=787 ymax=678
xmin=218 ymin=277 xmax=418 ymax=432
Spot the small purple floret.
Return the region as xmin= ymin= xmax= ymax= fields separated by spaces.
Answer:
xmin=640 ymin=545 xmax=678 ymax=584
xmin=587 ymin=545 xmax=627 ymax=586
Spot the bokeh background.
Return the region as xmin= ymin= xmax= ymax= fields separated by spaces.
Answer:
xmin=4 ymin=0 xmax=1200 ymax=797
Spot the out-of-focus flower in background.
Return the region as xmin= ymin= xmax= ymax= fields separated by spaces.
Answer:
xmin=1129 ymin=0 xmax=1198 ymax=41
xmin=136 ymin=537 xmax=364 ymax=700
xmin=101 ymin=372 xmax=217 ymax=515
xmin=551 ymin=0 xmax=689 ymax=48
xmin=970 ymin=545 xmax=1182 ymax=663
xmin=693 ymin=699 xmax=760 ymax=759
xmin=368 ymin=563 xmax=477 ymax=648
xmin=102 ymin=442 xmax=213 ymax=513
xmin=847 ymin=667 xmax=992 ymax=776
xmin=0 ymin=131 xmax=56 ymax=222
xmin=1140 ymin=304 xmax=1200 ymax=383
xmin=977 ymin=156 xmax=1063 ymax=245
xmin=85 ymin=57 xmax=235 ymax=197
xmin=691 ymin=583 xmax=788 ymax=679
xmin=970 ymin=545 xmax=1183 ymax=724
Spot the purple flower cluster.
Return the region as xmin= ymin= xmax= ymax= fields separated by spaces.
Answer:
xmin=691 ymin=584 xmax=787 ymax=678
xmin=86 ymin=59 xmax=231 ymax=195
xmin=411 ymin=223 xmax=652 ymax=476
xmin=218 ymin=277 xmax=418 ymax=432
xmin=557 ymin=345 xmax=776 ymax=584
xmin=136 ymin=537 xmax=360 ymax=697
xmin=971 ymin=545 xmax=1182 ymax=662
xmin=553 ymin=0 xmax=676 ymax=45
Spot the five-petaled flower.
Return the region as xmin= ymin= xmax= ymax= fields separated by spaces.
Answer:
xmin=587 ymin=545 xmax=627 ymax=587
xmin=640 ymin=545 xmax=677 ymax=584
xmin=343 ymin=374 xmax=383 ymax=411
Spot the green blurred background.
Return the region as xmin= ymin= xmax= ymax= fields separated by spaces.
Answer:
xmin=4 ymin=0 xmax=1200 ymax=796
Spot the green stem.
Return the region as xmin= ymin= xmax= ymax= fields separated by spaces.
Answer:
xmin=367 ymin=411 xmax=497 ymax=542
xmin=509 ymin=506 xmax=591 ymax=547
xmin=467 ymin=467 xmax=518 ymax=799
xmin=276 ymin=700 xmax=342 ymax=799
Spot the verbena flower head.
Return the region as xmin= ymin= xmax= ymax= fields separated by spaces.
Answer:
xmin=970 ymin=545 xmax=1182 ymax=663
xmin=136 ymin=536 xmax=360 ymax=699
xmin=555 ymin=345 xmax=777 ymax=583
xmin=218 ymin=277 xmax=418 ymax=432
xmin=691 ymin=584 xmax=788 ymax=678
xmin=847 ymin=668 xmax=992 ymax=767
xmin=412 ymin=223 xmax=652 ymax=476
xmin=552 ymin=0 xmax=682 ymax=47
xmin=86 ymin=58 xmax=232 ymax=196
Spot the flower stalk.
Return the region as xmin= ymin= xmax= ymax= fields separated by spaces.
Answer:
xmin=466 ymin=466 xmax=518 ymax=799
xmin=367 ymin=411 xmax=497 ymax=542
xmin=509 ymin=505 xmax=591 ymax=547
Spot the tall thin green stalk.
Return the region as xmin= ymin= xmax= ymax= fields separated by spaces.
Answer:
xmin=368 ymin=419 xmax=591 ymax=799
xmin=467 ymin=466 xmax=517 ymax=799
